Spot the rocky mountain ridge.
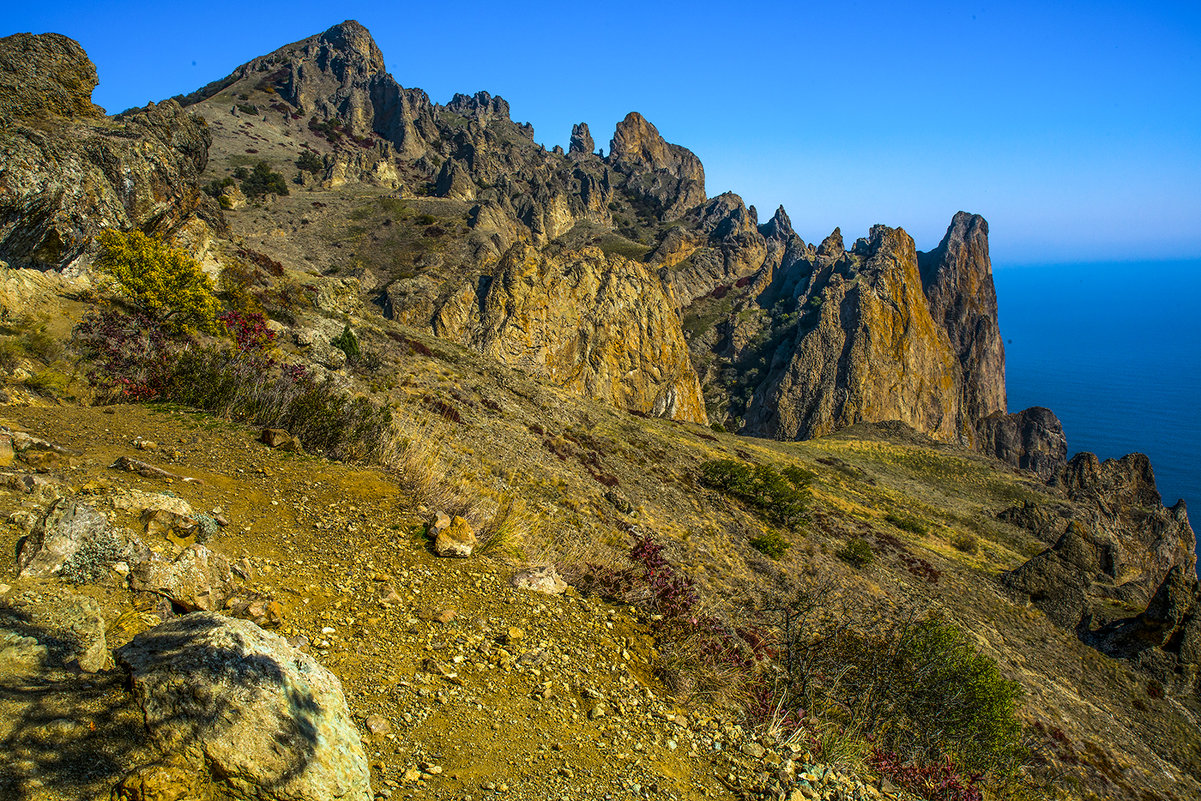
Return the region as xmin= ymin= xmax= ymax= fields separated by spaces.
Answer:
xmin=1 ymin=25 xmax=1199 ymax=801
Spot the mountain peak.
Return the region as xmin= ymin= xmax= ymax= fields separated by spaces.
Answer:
xmin=315 ymin=20 xmax=384 ymax=73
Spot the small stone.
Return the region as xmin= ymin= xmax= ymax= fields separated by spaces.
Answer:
xmin=365 ymin=714 xmax=391 ymax=735
xmin=402 ymin=767 xmax=421 ymax=782
xmin=377 ymin=584 xmax=402 ymax=607
xmin=434 ymin=516 xmax=476 ymax=558
xmin=741 ymin=742 xmax=766 ymax=759
xmin=588 ymin=703 xmax=607 ymax=720
xmin=511 ymin=565 xmax=568 ymax=595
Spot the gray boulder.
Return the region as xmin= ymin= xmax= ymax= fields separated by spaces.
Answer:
xmin=117 ymin=613 xmax=372 ymax=801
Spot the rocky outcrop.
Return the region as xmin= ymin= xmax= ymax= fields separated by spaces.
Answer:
xmin=434 ymin=244 xmax=707 ymax=423
xmin=117 ymin=613 xmax=372 ymax=801
xmin=0 ymin=33 xmax=220 ymax=270
xmin=0 ymin=32 xmax=104 ymax=120
xmin=977 ymin=406 xmax=1068 ymax=480
xmin=607 ymin=112 xmax=705 ymax=220
xmin=569 ymin=122 xmax=594 ymax=156
xmin=1092 ymin=567 xmax=1201 ymax=696
xmin=918 ymin=212 xmax=1006 ymax=432
xmin=742 ymin=224 xmax=961 ymax=441
xmin=1004 ymin=452 xmax=1197 ymax=630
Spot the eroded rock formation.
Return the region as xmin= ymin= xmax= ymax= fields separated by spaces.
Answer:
xmin=0 ymin=32 xmax=221 ymax=270
xmin=977 ymin=406 xmax=1068 ymax=480
xmin=434 ymin=244 xmax=707 ymax=423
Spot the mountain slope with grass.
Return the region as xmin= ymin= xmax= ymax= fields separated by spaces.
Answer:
xmin=0 ymin=21 xmax=1198 ymax=801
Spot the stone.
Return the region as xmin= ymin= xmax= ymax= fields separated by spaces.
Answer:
xmin=117 ymin=612 xmax=372 ymax=801
xmin=417 ymin=607 xmax=457 ymax=624
xmin=62 ymin=593 xmax=111 ymax=672
xmin=130 ymin=544 xmax=235 ymax=612
xmin=0 ymin=432 xmax=13 ymax=466
xmin=434 ymin=516 xmax=476 ymax=558
xmin=364 ymin=714 xmax=392 ymax=735
xmin=16 ymin=499 xmax=112 ymax=578
xmin=511 ymin=565 xmax=568 ymax=596
xmin=261 ymin=428 xmax=303 ymax=452
xmin=376 ymin=584 xmax=402 ymax=607
xmin=0 ymin=32 xmax=104 ymax=120
xmin=976 ymin=406 xmax=1068 ymax=480
xmin=112 ymin=759 xmax=206 ymax=801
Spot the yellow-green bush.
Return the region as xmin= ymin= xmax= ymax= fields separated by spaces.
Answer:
xmin=95 ymin=230 xmax=220 ymax=333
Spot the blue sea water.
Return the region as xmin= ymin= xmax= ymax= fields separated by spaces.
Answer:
xmin=993 ymin=260 xmax=1201 ymax=562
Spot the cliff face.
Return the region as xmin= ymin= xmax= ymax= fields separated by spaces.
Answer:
xmin=918 ymin=212 xmax=1006 ymax=429
xmin=432 ymin=245 xmax=707 ymax=423
xmin=0 ymin=33 xmax=220 ymax=270
xmin=741 ymin=225 xmax=962 ymax=441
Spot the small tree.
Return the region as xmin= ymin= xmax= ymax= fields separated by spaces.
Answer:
xmin=95 ymin=230 xmax=220 ymax=333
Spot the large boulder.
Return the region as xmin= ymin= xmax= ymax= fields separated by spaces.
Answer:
xmin=117 ymin=613 xmax=372 ymax=801
xmin=129 ymin=544 xmax=235 ymax=612
xmin=16 ymin=498 xmax=144 ymax=581
xmin=976 ymin=406 xmax=1068 ymax=480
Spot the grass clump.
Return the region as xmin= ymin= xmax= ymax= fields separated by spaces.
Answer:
xmin=700 ymin=459 xmax=811 ymax=528
xmin=885 ymin=511 xmax=928 ymax=536
xmin=749 ymin=530 xmax=790 ymax=559
xmin=951 ymin=531 xmax=980 ymax=554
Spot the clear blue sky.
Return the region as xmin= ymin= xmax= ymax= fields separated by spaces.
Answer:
xmin=7 ymin=0 xmax=1200 ymax=265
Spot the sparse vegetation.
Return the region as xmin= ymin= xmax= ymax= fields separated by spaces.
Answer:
xmin=749 ymin=530 xmax=790 ymax=559
xmin=700 ymin=459 xmax=811 ymax=528
xmin=885 ymin=511 xmax=929 ymax=536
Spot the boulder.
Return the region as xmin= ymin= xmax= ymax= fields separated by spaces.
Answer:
xmin=130 ymin=544 xmax=235 ymax=612
xmin=16 ymin=499 xmax=121 ymax=579
xmin=512 ymin=565 xmax=568 ymax=595
xmin=117 ymin=613 xmax=372 ymax=801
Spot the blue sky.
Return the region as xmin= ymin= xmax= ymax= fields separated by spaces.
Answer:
xmin=8 ymin=0 xmax=1200 ymax=265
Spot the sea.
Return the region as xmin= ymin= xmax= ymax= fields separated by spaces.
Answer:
xmin=993 ymin=260 xmax=1201 ymax=565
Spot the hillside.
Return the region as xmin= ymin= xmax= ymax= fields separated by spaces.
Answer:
xmin=0 ymin=21 xmax=1199 ymax=801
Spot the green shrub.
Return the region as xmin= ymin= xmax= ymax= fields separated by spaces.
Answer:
xmin=749 ymin=530 xmax=789 ymax=559
xmin=892 ymin=617 xmax=1026 ymax=777
xmin=95 ymin=230 xmax=220 ymax=333
xmin=709 ymin=422 xmax=726 ymax=433
xmin=885 ymin=512 xmax=928 ymax=536
xmin=240 ymin=161 xmax=289 ymax=199
xmin=237 ymin=102 xmax=259 ymax=115
xmin=837 ymin=537 xmax=873 ymax=568
xmin=202 ymin=177 xmax=235 ymax=198
xmin=296 ymin=150 xmax=323 ymax=174
xmin=331 ymin=325 xmax=361 ymax=361
xmin=699 ymin=459 xmax=810 ymax=528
